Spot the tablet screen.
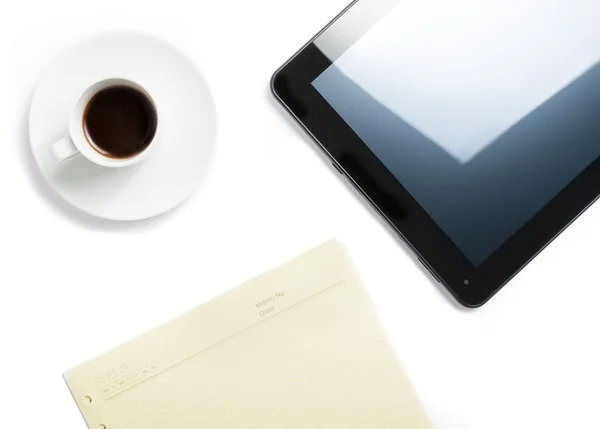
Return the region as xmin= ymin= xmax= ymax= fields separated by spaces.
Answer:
xmin=313 ymin=0 xmax=600 ymax=265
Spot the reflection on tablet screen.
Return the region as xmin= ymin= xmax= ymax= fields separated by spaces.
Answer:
xmin=313 ymin=0 xmax=600 ymax=265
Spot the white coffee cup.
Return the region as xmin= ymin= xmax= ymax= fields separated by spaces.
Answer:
xmin=50 ymin=78 xmax=160 ymax=168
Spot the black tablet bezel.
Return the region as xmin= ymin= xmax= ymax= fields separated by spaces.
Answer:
xmin=271 ymin=0 xmax=600 ymax=307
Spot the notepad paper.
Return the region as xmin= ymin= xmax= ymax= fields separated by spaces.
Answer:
xmin=64 ymin=239 xmax=432 ymax=429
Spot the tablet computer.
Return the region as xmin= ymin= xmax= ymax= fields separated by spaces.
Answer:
xmin=272 ymin=0 xmax=600 ymax=307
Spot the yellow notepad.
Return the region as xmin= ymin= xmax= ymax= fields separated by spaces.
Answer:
xmin=65 ymin=239 xmax=432 ymax=429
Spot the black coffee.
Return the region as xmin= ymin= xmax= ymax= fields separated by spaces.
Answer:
xmin=83 ymin=86 xmax=157 ymax=159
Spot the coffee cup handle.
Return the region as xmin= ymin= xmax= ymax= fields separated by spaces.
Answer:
xmin=50 ymin=136 xmax=81 ymax=162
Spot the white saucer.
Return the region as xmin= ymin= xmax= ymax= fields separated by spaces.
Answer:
xmin=29 ymin=32 xmax=217 ymax=221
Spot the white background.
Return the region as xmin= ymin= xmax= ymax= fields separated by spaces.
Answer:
xmin=1 ymin=1 xmax=599 ymax=428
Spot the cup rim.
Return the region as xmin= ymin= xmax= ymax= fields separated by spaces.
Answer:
xmin=68 ymin=77 xmax=161 ymax=168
